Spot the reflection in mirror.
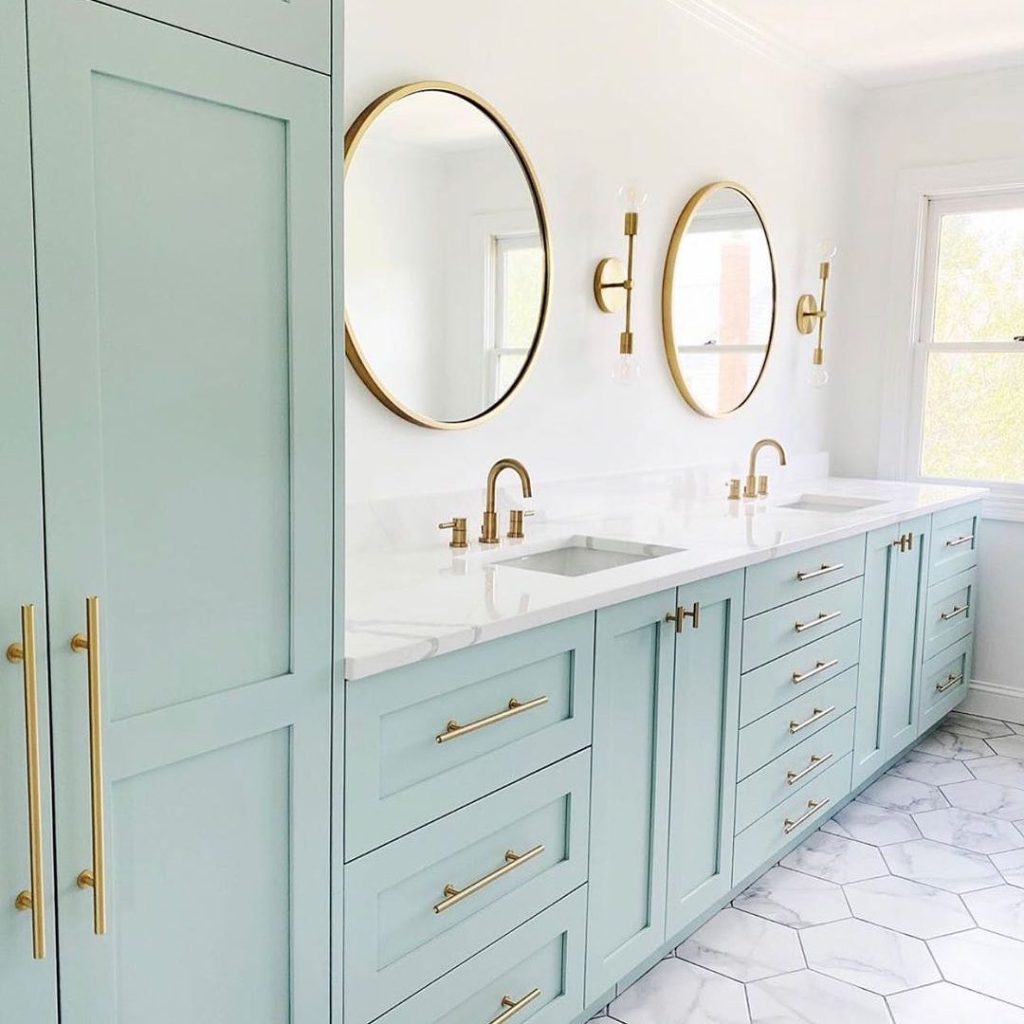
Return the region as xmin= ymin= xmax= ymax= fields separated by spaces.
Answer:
xmin=345 ymin=83 xmax=550 ymax=429
xmin=662 ymin=182 xmax=776 ymax=417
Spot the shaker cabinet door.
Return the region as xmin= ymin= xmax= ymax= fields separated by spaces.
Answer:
xmin=0 ymin=1 xmax=59 ymax=1018
xmin=666 ymin=571 xmax=742 ymax=936
xmin=27 ymin=3 xmax=334 ymax=1021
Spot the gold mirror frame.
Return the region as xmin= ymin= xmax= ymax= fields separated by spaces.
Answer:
xmin=661 ymin=181 xmax=777 ymax=418
xmin=344 ymin=81 xmax=552 ymax=430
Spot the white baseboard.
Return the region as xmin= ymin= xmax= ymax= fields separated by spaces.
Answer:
xmin=962 ymin=679 xmax=1024 ymax=726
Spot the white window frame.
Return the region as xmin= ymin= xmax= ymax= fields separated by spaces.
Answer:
xmin=879 ymin=157 xmax=1024 ymax=522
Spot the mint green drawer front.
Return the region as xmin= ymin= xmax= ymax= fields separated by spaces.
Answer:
xmin=742 ymin=577 xmax=864 ymax=673
xmin=919 ymin=634 xmax=974 ymax=732
xmin=373 ymin=887 xmax=587 ymax=1024
xmin=733 ymin=754 xmax=853 ymax=883
xmin=740 ymin=622 xmax=861 ymax=727
xmin=923 ymin=567 xmax=978 ymax=662
xmin=744 ymin=535 xmax=866 ymax=617
xmin=737 ymin=666 xmax=858 ymax=779
xmin=929 ymin=502 xmax=982 ymax=585
xmin=344 ymin=752 xmax=591 ymax=1024
xmin=345 ymin=614 xmax=594 ymax=857
xmin=735 ymin=711 xmax=855 ymax=832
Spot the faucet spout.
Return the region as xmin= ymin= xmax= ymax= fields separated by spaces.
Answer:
xmin=745 ymin=438 xmax=788 ymax=499
xmin=481 ymin=458 xmax=533 ymax=545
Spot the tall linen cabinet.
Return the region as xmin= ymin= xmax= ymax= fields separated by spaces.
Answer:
xmin=1 ymin=0 xmax=336 ymax=1021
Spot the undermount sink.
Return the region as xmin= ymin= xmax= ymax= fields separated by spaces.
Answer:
xmin=494 ymin=536 xmax=682 ymax=577
xmin=777 ymin=493 xmax=888 ymax=514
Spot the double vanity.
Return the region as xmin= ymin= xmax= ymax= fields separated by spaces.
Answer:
xmin=343 ymin=468 xmax=984 ymax=1024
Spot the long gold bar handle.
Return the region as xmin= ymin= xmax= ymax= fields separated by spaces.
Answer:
xmin=489 ymin=989 xmax=541 ymax=1024
xmin=786 ymin=752 xmax=834 ymax=786
xmin=784 ymin=797 xmax=831 ymax=835
xmin=71 ymin=596 xmax=106 ymax=936
xmin=940 ymin=605 xmax=969 ymax=622
xmin=789 ymin=705 xmax=836 ymax=735
xmin=437 ymin=696 xmax=548 ymax=744
xmin=937 ymin=672 xmax=964 ymax=694
xmin=434 ymin=845 xmax=544 ymax=915
xmin=7 ymin=605 xmax=46 ymax=959
xmin=794 ymin=610 xmax=842 ymax=634
xmin=796 ymin=563 xmax=845 ymax=582
xmin=792 ymin=658 xmax=840 ymax=685
xmin=945 ymin=534 xmax=974 ymax=548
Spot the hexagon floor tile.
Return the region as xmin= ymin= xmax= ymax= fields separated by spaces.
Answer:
xmin=732 ymin=866 xmax=850 ymax=928
xmin=746 ymin=970 xmax=890 ymax=1023
xmin=607 ymin=958 xmax=749 ymax=1024
xmin=992 ymin=847 xmax=1024 ymax=888
xmin=888 ymin=981 xmax=1024 ymax=1023
xmin=844 ymin=875 xmax=973 ymax=938
xmin=822 ymin=798 xmax=922 ymax=845
xmin=930 ymin=929 xmax=1024 ymax=1007
xmin=858 ymin=775 xmax=948 ymax=813
xmin=942 ymin=712 xmax=1014 ymax=740
xmin=779 ymin=831 xmax=888 ymax=884
xmin=674 ymin=908 xmax=804 ymax=982
xmin=882 ymin=838 xmax=1003 ymax=892
xmin=913 ymin=806 xmax=1024 ymax=854
xmin=888 ymin=749 xmax=973 ymax=786
xmin=915 ymin=729 xmax=993 ymax=760
xmin=941 ymin=778 xmax=1024 ymax=819
xmin=962 ymin=885 xmax=1024 ymax=941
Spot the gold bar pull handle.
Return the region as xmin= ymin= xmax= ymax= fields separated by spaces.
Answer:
xmin=784 ymin=797 xmax=831 ymax=835
xmin=792 ymin=658 xmax=840 ymax=685
xmin=789 ymin=705 xmax=836 ymax=735
xmin=7 ymin=605 xmax=46 ymax=959
xmin=945 ymin=534 xmax=975 ymax=548
xmin=489 ymin=989 xmax=541 ymax=1024
xmin=796 ymin=562 xmax=845 ymax=582
xmin=937 ymin=672 xmax=964 ymax=694
xmin=433 ymin=844 xmax=544 ymax=914
xmin=794 ymin=610 xmax=842 ymax=634
xmin=71 ymin=596 xmax=107 ymax=937
xmin=940 ymin=605 xmax=969 ymax=622
xmin=786 ymin=752 xmax=834 ymax=786
xmin=437 ymin=696 xmax=548 ymax=744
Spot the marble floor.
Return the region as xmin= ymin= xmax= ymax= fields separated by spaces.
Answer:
xmin=590 ymin=710 xmax=1024 ymax=1024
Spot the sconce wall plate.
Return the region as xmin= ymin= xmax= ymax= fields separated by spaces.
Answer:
xmin=594 ymin=257 xmax=627 ymax=313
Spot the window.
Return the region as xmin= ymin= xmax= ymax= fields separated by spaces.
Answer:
xmin=486 ymin=233 xmax=544 ymax=405
xmin=912 ymin=191 xmax=1024 ymax=488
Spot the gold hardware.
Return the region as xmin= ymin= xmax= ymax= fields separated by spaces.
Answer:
xmin=343 ymin=81 xmax=551 ymax=431
xmin=945 ymin=534 xmax=975 ymax=548
xmin=437 ymin=695 xmax=548 ymax=744
xmin=666 ymin=602 xmax=700 ymax=634
xmin=796 ymin=563 xmax=844 ymax=582
xmin=794 ymin=610 xmax=841 ymax=633
xmin=8 ymin=605 xmax=46 ymax=959
xmin=789 ymin=705 xmax=836 ymax=734
xmin=784 ymin=797 xmax=831 ymax=834
xmin=894 ymin=532 xmax=915 ymax=553
xmin=906 ymin=531 xmax=914 ymax=551
xmin=937 ymin=672 xmax=964 ymax=694
xmin=439 ymin=518 xmax=468 ymax=549
xmin=489 ymin=989 xmax=541 ymax=1024
xmin=744 ymin=439 xmax=787 ymax=500
xmin=596 ymin=186 xmax=645 ymax=375
xmin=71 ymin=596 xmax=106 ymax=937
xmin=940 ymin=605 xmax=968 ymax=622
xmin=796 ymin=252 xmax=834 ymax=372
xmin=507 ymin=509 xmax=535 ymax=540
xmin=792 ymin=658 xmax=839 ymax=685
xmin=757 ymin=475 xmax=769 ymax=497
xmin=480 ymin=459 xmax=532 ymax=545
xmin=727 ymin=479 xmax=741 ymax=501
xmin=787 ymin=752 xmax=834 ymax=785
xmin=662 ymin=181 xmax=777 ymax=418
xmin=434 ymin=845 xmax=544 ymax=914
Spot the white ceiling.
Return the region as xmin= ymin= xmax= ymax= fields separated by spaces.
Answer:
xmin=706 ymin=0 xmax=1024 ymax=87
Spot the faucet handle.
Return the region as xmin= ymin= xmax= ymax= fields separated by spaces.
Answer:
xmin=439 ymin=517 xmax=469 ymax=549
xmin=727 ymin=479 xmax=741 ymax=501
xmin=758 ymin=475 xmax=769 ymax=497
xmin=507 ymin=509 xmax=535 ymax=540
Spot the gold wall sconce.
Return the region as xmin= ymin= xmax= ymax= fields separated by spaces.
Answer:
xmin=796 ymin=243 xmax=836 ymax=388
xmin=594 ymin=183 xmax=647 ymax=383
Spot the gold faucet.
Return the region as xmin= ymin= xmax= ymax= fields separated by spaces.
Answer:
xmin=745 ymin=438 xmax=787 ymax=498
xmin=480 ymin=458 xmax=533 ymax=545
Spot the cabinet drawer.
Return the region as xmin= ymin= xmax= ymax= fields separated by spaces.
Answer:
xmin=923 ymin=568 xmax=978 ymax=662
xmin=733 ymin=753 xmax=853 ymax=883
xmin=735 ymin=711 xmax=855 ymax=833
xmin=344 ymin=752 xmax=591 ymax=1024
xmin=738 ymin=666 xmax=858 ymax=780
xmin=373 ymin=887 xmax=587 ymax=1024
xmin=929 ymin=502 xmax=982 ymax=585
xmin=740 ymin=622 xmax=861 ymax=727
xmin=742 ymin=577 xmax=864 ymax=672
xmin=345 ymin=615 xmax=594 ymax=857
xmin=919 ymin=635 xmax=974 ymax=732
xmin=744 ymin=535 xmax=866 ymax=617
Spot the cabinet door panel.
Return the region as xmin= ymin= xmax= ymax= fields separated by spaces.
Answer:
xmin=666 ymin=571 xmax=742 ymax=936
xmin=27 ymin=4 xmax=333 ymax=1021
xmin=0 ymin=1 xmax=58 ymax=1017
xmin=587 ymin=592 xmax=674 ymax=1005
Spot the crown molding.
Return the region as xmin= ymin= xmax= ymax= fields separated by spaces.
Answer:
xmin=665 ymin=0 xmax=863 ymax=104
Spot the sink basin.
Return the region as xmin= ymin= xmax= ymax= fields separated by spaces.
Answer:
xmin=777 ymin=494 xmax=888 ymax=514
xmin=494 ymin=536 xmax=682 ymax=577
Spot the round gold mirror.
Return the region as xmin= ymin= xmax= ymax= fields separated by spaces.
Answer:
xmin=344 ymin=82 xmax=551 ymax=429
xmin=662 ymin=182 xmax=776 ymax=417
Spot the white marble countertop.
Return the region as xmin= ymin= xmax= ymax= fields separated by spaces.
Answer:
xmin=344 ymin=477 xmax=985 ymax=681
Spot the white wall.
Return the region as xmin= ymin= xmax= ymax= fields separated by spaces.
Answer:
xmin=832 ymin=66 xmax=1024 ymax=714
xmin=344 ymin=0 xmax=852 ymax=499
